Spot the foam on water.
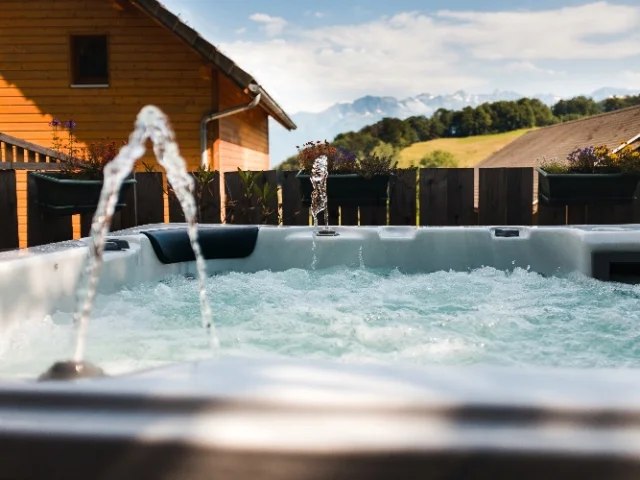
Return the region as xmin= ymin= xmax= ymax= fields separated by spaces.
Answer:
xmin=3 ymin=266 xmax=640 ymax=378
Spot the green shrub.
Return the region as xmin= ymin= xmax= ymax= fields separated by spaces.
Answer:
xmin=275 ymin=155 xmax=299 ymax=171
xmin=419 ymin=150 xmax=459 ymax=168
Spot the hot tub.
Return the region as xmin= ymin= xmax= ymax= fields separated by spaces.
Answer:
xmin=2 ymin=224 xmax=640 ymax=479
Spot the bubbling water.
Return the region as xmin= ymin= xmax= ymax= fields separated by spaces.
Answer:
xmin=72 ymin=106 xmax=218 ymax=365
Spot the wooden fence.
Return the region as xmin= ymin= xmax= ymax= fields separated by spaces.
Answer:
xmin=2 ymin=165 xmax=640 ymax=251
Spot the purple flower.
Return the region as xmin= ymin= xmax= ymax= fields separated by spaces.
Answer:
xmin=335 ymin=147 xmax=356 ymax=164
xmin=48 ymin=119 xmax=61 ymax=127
xmin=565 ymin=146 xmax=608 ymax=173
xmin=64 ymin=120 xmax=77 ymax=130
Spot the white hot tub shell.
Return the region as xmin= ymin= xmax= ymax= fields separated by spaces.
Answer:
xmin=2 ymin=224 xmax=640 ymax=479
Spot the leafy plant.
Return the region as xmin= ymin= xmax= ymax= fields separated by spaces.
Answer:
xmin=297 ymin=140 xmax=396 ymax=178
xmin=332 ymin=148 xmax=359 ymax=173
xmin=191 ymin=165 xmax=218 ymax=221
xmin=48 ymin=119 xmax=124 ymax=180
xmin=255 ymin=180 xmax=280 ymax=221
xmin=227 ymin=169 xmax=280 ymax=224
xmin=49 ymin=118 xmax=64 ymax=155
xmin=538 ymin=156 xmax=566 ymax=173
xmin=164 ymin=164 xmax=220 ymax=222
xmin=357 ymin=153 xmax=398 ymax=178
xmin=296 ymin=140 xmax=357 ymax=173
xmin=566 ymin=145 xmax=613 ymax=173
xmin=539 ymin=144 xmax=640 ymax=174
xmin=193 ymin=164 xmax=217 ymax=192
xmin=616 ymin=144 xmax=640 ymax=173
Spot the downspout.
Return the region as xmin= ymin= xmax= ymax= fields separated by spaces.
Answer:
xmin=200 ymin=83 xmax=262 ymax=168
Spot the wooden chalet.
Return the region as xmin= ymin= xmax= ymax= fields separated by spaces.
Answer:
xmin=0 ymin=0 xmax=296 ymax=172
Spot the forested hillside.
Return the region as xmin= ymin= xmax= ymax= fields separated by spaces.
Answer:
xmin=277 ymin=94 xmax=640 ymax=169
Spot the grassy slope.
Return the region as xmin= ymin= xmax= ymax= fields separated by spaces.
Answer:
xmin=398 ymin=128 xmax=535 ymax=168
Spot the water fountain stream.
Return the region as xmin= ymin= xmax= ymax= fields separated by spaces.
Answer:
xmin=308 ymin=155 xmax=338 ymax=269
xmin=310 ymin=155 xmax=338 ymax=238
xmin=39 ymin=106 xmax=217 ymax=381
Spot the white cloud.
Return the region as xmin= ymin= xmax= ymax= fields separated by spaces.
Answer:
xmin=305 ymin=11 xmax=325 ymax=18
xmin=435 ymin=2 xmax=640 ymax=60
xmin=504 ymin=61 xmax=563 ymax=76
xmin=249 ymin=13 xmax=287 ymax=37
xmin=236 ymin=27 xmax=246 ymax=34
xmin=622 ymin=70 xmax=640 ymax=87
xmin=212 ymin=2 xmax=640 ymax=113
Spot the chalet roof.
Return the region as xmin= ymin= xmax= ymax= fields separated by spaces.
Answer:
xmin=473 ymin=105 xmax=640 ymax=207
xmin=128 ymin=0 xmax=296 ymax=131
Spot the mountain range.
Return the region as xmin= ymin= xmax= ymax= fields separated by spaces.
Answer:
xmin=269 ymin=87 xmax=640 ymax=166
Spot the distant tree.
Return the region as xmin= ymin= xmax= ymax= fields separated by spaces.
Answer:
xmin=370 ymin=141 xmax=399 ymax=160
xmin=405 ymin=115 xmax=433 ymax=141
xmin=552 ymin=96 xmax=599 ymax=119
xmin=473 ymin=105 xmax=493 ymax=135
xmin=622 ymin=94 xmax=640 ymax=109
xmin=601 ymin=96 xmax=627 ymax=112
xmin=486 ymin=101 xmax=524 ymax=132
xmin=623 ymin=94 xmax=640 ymax=109
xmin=333 ymin=131 xmax=379 ymax=158
xmin=430 ymin=108 xmax=454 ymax=138
xmin=600 ymin=94 xmax=640 ymax=112
xmin=514 ymin=98 xmax=536 ymax=129
xmin=419 ymin=150 xmax=459 ymax=168
xmin=524 ymin=98 xmax=557 ymax=126
xmin=558 ymin=113 xmax=585 ymax=123
xmin=451 ymin=107 xmax=476 ymax=137
xmin=365 ymin=117 xmax=418 ymax=148
xmin=275 ymin=154 xmax=299 ymax=170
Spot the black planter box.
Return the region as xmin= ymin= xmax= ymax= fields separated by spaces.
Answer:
xmin=31 ymin=172 xmax=136 ymax=216
xmin=296 ymin=172 xmax=390 ymax=207
xmin=537 ymin=167 xmax=640 ymax=205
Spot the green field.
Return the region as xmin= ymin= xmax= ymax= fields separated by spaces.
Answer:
xmin=398 ymin=128 xmax=535 ymax=168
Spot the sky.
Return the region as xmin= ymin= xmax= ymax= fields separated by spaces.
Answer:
xmin=160 ymin=0 xmax=640 ymax=115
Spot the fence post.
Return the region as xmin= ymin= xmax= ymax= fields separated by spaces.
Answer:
xmin=505 ymin=167 xmax=534 ymax=225
xmin=280 ymin=170 xmax=309 ymax=226
xmin=0 ymin=170 xmax=19 ymax=250
xmin=389 ymin=169 xmax=417 ymax=226
xmin=133 ymin=172 xmax=164 ymax=226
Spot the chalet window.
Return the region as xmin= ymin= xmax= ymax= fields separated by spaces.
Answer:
xmin=70 ymin=35 xmax=109 ymax=86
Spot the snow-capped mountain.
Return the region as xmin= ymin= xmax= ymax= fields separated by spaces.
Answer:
xmin=589 ymin=87 xmax=639 ymax=102
xmin=270 ymin=87 xmax=640 ymax=165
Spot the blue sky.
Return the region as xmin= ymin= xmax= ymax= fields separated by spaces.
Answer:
xmin=161 ymin=0 xmax=640 ymax=115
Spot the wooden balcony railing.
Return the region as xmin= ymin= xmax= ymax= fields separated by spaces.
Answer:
xmin=0 ymin=133 xmax=65 ymax=170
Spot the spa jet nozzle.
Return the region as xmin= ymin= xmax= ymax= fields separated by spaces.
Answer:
xmin=315 ymin=229 xmax=339 ymax=237
xmin=38 ymin=360 xmax=106 ymax=382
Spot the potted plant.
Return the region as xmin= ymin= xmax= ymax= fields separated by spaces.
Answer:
xmin=537 ymin=144 xmax=640 ymax=205
xmin=31 ymin=119 xmax=136 ymax=215
xmin=295 ymin=140 xmax=397 ymax=207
